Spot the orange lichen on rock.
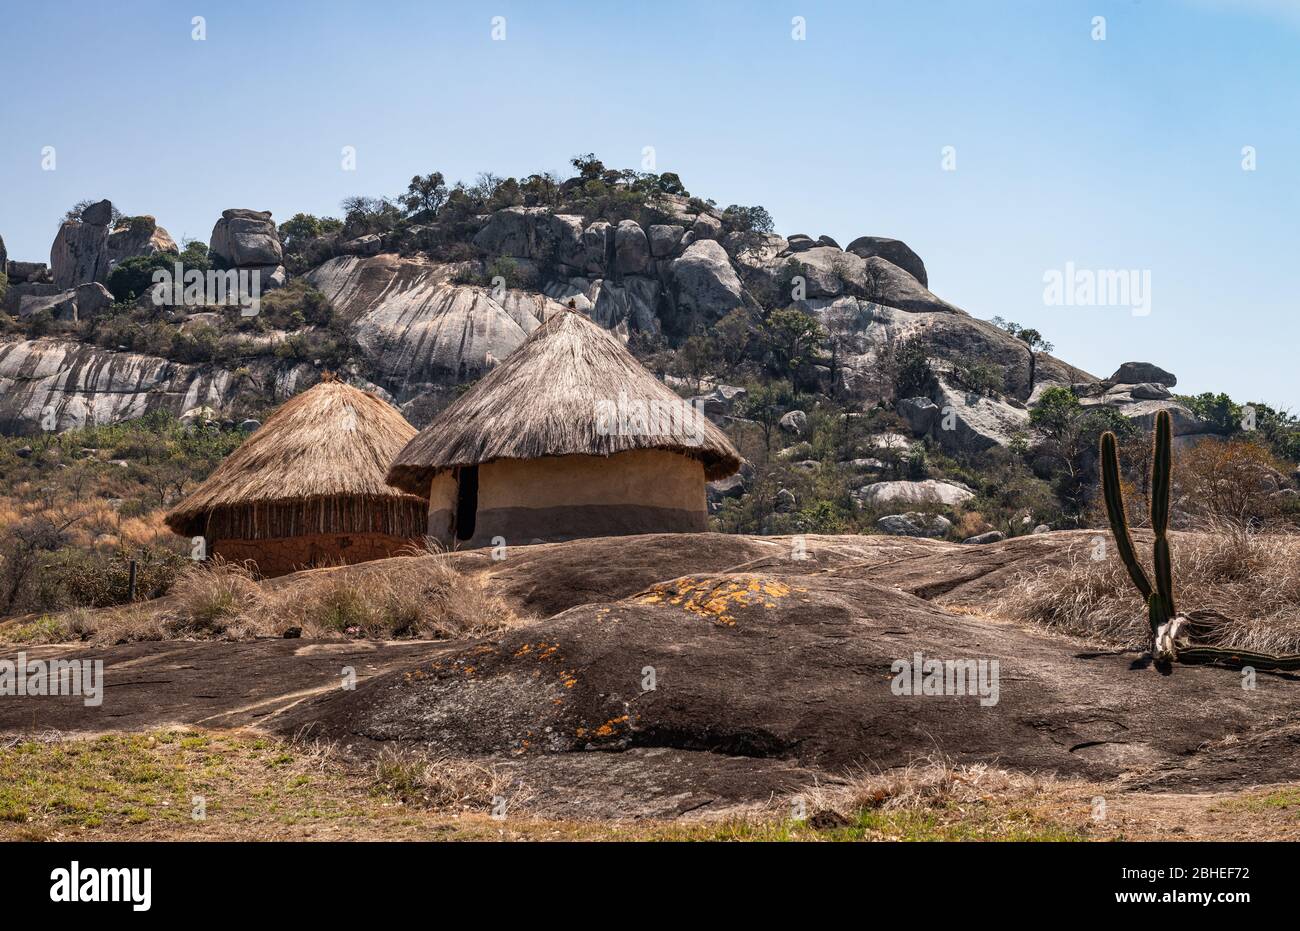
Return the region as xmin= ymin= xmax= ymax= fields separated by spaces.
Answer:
xmin=634 ymin=575 xmax=795 ymax=627
xmin=593 ymin=715 xmax=630 ymax=738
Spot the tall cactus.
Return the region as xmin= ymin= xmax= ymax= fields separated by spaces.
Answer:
xmin=1100 ymin=409 xmax=1176 ymax=640
xmin=1149 ymin=409 xmax=1177 ymax=623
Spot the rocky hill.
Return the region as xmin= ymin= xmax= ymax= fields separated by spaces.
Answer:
xmin=1 ymin=157 xmax=1294 ymax=562
xmin=1 ymin=170 xmax=1106 ymax=432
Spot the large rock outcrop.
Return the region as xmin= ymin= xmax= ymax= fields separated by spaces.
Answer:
xmin=473 ymin=207 xmax=585 ymax=270
xmin=15 ymin=533 xmax=1300 ymax=816
xmin=800 ymin=296 xmax=1093 ymax=402
xmin=306 ymin=253 xmax=567 ymax=404
xmin=669 ymin=239 xmax=743 ymax=320
xmin=1108 ymin=361 xmax=1176 ymax=387
xmin=15 ymin=282 xmax=113 ymax=323
xmin=261 ymin=531 xmax=1300 ymax=801
xmin=0 ymin=339 xmax=258 ymax=434
xmin=106 ymin=216 xmax=178 ymax=270
xmin=49 ymin=201 xmax=178 ymax=292
xmin=545 ymin=276 xmax=661 ymax=337
xmin=50 ymin=201 xmax=113 ymax=288
xmin=209 ymin=208 xmax=286 ymax=290
xmin=614 ymin=220 xmax=650 ymax=276
xmin=929 ymin=379 xmax=1032 ymax=454
xmin=844 ymin=236 xmax=928 ymax=286
xmin=855 ymin=479 xmax=975 ymax=508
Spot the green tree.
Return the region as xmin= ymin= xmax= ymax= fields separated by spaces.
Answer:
xmin=739 ymin=380 xmax=794 ymax=453
xmin=1178 ymin=392 xmax=1242 ymax=435
xmin=760 ymin=307 xmax=826 ymax=391
xmin=713 ymin=308 xmax=756 ymax=370
xmin=105 ymin=253 xmax=178 ymax=304
xmin=655 ymin=172 xmax=688 ymax=196
xmin=669 ymin=333 xmax=718 ymax=392
xmin=889 ymin=335 xmax=937 ymax=401
xmin=570 ymin=153 xmax=606 ymax=182
xmin=520 ymin=173 xmax=560 ymax=207
xmin=399 ymin=172 xmax=448 ymax=220
xmin=279 ymin=213 xmax=321 ymax=249
xmin=991 ymin=317 xmax=1053 ymax=392
xmin=1030 ymin=386 xmax=1133 ymax=512
xmin=721 ymin=204 xmax=775 ymax=234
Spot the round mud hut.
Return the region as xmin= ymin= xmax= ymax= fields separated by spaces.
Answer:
xmin=386 ymin=308 xmax=742 ymax=547
xmin=165 ymin=376 xmax=428 ymax=577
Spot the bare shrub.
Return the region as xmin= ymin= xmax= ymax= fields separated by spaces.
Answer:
xmin=1176 ymin=437 xmax=1290 ymax=529
xmin=997 ymin=530 xmax=1300 ymax=654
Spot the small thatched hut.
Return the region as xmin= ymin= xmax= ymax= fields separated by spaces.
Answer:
xmin=165 ymin=376 xmax=427 ymax=576
xmin=386 ymin=308 xmax=741 ymax=546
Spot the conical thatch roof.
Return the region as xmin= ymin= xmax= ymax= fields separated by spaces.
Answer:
xmin=166 ymin=377 xmax=426 ymax=539
xmin=387 ymin=310 xmax=742 ymax=495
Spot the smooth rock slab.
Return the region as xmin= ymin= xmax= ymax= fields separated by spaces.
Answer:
xmin=856 ymin=479 xmax=975 ymax=508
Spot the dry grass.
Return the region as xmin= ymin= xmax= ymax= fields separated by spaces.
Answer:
xmin=250 ymin=550 xmax=521 ymax=640
xmin=997 ymin=528 xmax=1300 ymax=654
xmin=5 ymin=548 xmax=524 ymax=645
xmin=370 ymin=746 xmax=530 ymax=813
xmin=6 ymin=730 xmax=1299 ymax=841
xmin=0 ymin=495 xmax=174 ymax=550
xmin=165 ymin=557 xmax=265 ymax=636
xmin=798 ymin=757 xmax=1061 ymax=821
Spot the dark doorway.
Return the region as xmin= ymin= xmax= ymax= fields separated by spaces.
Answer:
xmin=454 ymin=465 xmax=479 ymax=542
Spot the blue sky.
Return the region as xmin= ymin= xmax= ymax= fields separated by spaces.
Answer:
xmin=2 ymin=0 xmax=1297 ymax=406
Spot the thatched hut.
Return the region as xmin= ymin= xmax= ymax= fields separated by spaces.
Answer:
xmin=165 ymin=377 xmax=427 ymax=576
xmin=386 ymin=308 xmax=741 ymax=546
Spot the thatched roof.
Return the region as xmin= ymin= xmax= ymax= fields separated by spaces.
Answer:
xmin=387 ymin=309 xmax=742 ymax=495
xmin=166 ymin=377 xmax=426 ymax=538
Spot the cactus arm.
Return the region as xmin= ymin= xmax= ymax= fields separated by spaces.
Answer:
xmin=1100 ymin=430 xmax=1154 ymax=603
xmin=1150 ymin=410 xmax=1176 ymax=622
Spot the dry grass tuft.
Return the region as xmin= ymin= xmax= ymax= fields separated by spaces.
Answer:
xmin=798 ymin=756 xmax=1058 ymax=824
xmin=370 ymin=746 xmax=529 ymax=812
xmin=166 ymin=558 xmax=265 ymax=636
xmin=253 ymin=551 xmax=521 ymax=640
xmin=997 ymin=529 xmax=1300 ymax=654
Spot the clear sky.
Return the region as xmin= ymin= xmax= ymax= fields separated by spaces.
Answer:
xmin=2 ymin=0 xmax=1297 ymax=406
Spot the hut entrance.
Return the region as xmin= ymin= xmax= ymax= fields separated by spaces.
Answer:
xmin=454 ymin=465 xmax=479 ymax=542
